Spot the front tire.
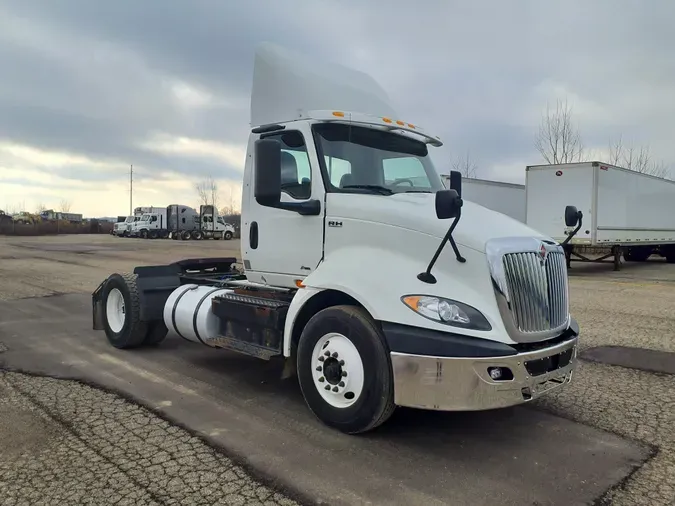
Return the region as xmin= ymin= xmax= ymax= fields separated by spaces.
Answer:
xmin=296 ymin=305 xmax=395 ymax=434
xmin=224 ymin=231 xmax=233 ymax=240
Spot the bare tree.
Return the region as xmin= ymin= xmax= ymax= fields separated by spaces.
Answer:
xmin=59 ymin=199 xmax=72 ymax=213
xmin=535 ymin=98 xmax=585 ymax=164
xmin=219 ymin=182 xmax=242 ymax=216
xmin=608 ymin=135 xmax=669 ymax=178
xmin=35 ymin=202 xmax=47 ymax=214
xmin=196 ymin=176 xmax=219 ymax=209
xmin=450 ymin=150 xmax=478 ymax=178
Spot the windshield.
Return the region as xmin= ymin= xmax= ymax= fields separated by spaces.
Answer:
xmin=139 ymin=214 xmax=150 ymax=222
xmin=313 ymin=123 xmax=444 ymax=194
xmin=125 ymin=217 xmax=134 ymax=223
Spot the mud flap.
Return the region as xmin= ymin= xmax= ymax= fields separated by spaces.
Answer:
xmin=92 ymin=278 xmax=107 ymax=330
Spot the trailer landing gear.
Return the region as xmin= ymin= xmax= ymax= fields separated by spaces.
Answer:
xmin=564 ymin=245 xmax=625 ymax=271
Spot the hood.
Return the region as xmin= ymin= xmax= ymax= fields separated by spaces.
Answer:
xmin=328 ymin=192 xmax=549 ymax=252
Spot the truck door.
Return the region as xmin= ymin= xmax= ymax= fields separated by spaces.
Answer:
xmin=243 ymin=128 xmax=324 ymax=287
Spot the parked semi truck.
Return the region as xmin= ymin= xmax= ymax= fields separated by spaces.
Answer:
xmin=442 ymin=176 xmax=526 ymax=222
xmin=130 ymin=204 xmax=234 ymax=240
xmin=113 ymin=216 xmax=137 ymax=237
xmin=526 ymin=161 xmax=675 ymax=270
xmin=114 ymin=207 xmax=163 ymax=237
xmin=91 ymin=43 xmax=580 ymax=434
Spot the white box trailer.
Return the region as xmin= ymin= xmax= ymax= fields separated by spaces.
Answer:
xmin=442 ymin=176 xmax=526 ymax=222
xmin=526 ymin=161 xmax=675 ymax=269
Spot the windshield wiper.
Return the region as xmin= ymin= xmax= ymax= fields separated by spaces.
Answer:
xmin=402 ymin=189 xmax=432 ymax=193
xmin=342 ymin=184 xmax=393 ymax=195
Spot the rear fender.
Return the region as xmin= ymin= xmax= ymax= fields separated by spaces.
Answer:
xmin=92 ymin=278 xmax=107 ymax=330
xmin=91 ymin=257 xmax=238 ymax=326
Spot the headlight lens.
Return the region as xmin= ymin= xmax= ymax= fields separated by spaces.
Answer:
xmin=401 ymin=295 xmax=492 ymax=331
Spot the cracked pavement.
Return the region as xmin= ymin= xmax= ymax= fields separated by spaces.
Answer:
xmin=0 ymin=371 xmax=298 ymax=506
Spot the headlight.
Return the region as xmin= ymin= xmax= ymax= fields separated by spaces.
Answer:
xmin=401 ymin=295 xmax=492 ymax=331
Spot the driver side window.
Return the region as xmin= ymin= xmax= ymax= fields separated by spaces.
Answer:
xmin=262 ymin=131 xmax=312 ymax=200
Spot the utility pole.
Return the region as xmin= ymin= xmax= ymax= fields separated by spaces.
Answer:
xmin=129 ymin=164 xmax=133 ymax=215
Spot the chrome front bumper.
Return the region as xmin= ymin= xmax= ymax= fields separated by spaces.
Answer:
xmin=390 ymin=336 xmax=578 ymax=411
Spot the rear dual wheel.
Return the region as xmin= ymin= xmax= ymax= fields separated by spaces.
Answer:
xmin=101 ymin=273 xmax=167 ymax=349
xmin=296 ymin=305 xmax=395 ymax=434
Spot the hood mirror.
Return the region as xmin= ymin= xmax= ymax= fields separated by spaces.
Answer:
xmin=435 ymin=189 xmax=462 ymax=219
xmin=565 ymin=205 xmax=582 ymax=227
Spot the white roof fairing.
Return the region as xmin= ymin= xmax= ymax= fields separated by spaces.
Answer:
xmin=250 ymin=42 xmax=399 ymax=127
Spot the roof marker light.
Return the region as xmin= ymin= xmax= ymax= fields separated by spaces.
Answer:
xmin=332 ymin=111 xmax=345 ymax=117
xmin=382 ymin=117 xmax=393 ymax=123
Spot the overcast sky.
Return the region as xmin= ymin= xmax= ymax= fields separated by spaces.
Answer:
xmin=1 ymin=0 xmax=673 ymax=217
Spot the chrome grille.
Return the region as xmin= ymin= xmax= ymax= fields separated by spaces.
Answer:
xmin=502 ymin=250 xmax=568 ymax=333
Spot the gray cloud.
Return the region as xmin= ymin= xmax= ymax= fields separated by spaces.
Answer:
xmin=1 ymin=0 xmax=673 ymax=190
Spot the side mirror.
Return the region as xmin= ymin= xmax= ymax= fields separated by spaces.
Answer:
xmin=435 ymin=189 xmax=463 ymax=219
xmin=254 ymin=139 xmax=282 ymax=206
xmin=449 ymin=170 xmax=462 ymax=198
xmin=565 ymin=205 xmax=581 ymax=227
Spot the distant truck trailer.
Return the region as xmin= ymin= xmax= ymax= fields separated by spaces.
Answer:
xmin=442 ymin=175 xmax=526 ymax=222
xmin=40 ymin=210 xmax=83 ymax=223
xmin=525 ymin=161 xmax=675 ymax=270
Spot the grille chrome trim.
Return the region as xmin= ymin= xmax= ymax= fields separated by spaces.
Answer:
xmin=486 ymin=237 xmax=570 ymax=343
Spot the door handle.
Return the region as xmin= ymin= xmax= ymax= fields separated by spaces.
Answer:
xmin=250 ymin=221 xmax=259 ymax=249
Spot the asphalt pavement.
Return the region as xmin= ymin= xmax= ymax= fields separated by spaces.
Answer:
xmin=0 ymin=293 xmax=648 ymax=506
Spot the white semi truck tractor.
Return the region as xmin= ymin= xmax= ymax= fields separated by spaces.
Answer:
xmin=91 ymin=43 xmax=580 ymax=434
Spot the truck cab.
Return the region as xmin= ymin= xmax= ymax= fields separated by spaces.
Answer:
xmin=197 ymin=205 xmax=235 ymax=240
xmin=114 ymin=216 xmax=136 ymax=237
xmin=132 ymin=211 xmax=167 ymax=239
xmin=91 ymin=43 xmax=579 ymax=434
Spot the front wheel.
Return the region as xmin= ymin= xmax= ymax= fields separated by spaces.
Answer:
xmin=296 ymin=305 xmax=395 ymax=434
xmin=224 ymin=230 xmax=233 ymax=240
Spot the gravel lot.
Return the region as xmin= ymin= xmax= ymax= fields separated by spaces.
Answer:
xmin=0 ymin=234 xmax=674 ymax=505
xmin=0 ymin=372 xmax=297 ymax=506
xmin=0 ymin=234 xmax=241 ymax=301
